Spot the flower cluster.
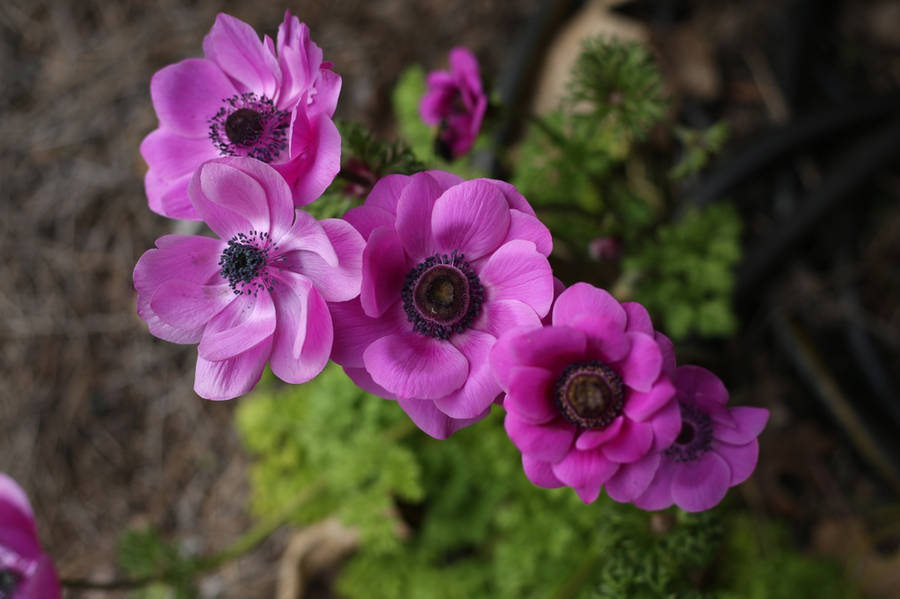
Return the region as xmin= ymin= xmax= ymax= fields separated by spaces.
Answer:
xmin=132 ymin=11 xmax=766 ymax=513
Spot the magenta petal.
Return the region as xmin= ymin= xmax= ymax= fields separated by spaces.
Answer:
xmin=601 ymin=418 xmax=655 ymax=463
xmin=605 ymin=452 xmax=662 ymax=503
xmin=330 ymin=299 xmax=407 ymax=369
xmin=505 ymin=209 xmax=552 ymax=256
xmin=551 ymin=449 xmax=618 ymax=504
xmin=673 ymin=365 xmax=729 ymax=408
xmin=364 ymin=174 xmax=410 ymax=214
xmin=713 ymin=407 xmax=769 ymax=445
xmin=343 ymin=204 xmax=395 ymax=240
xmin=364 ymin=332 xmax=468 ymax=400
xmin=479 ymin=240 xmax=554 ymax=316
xmin=281 ymin=112 xmax=341 ymax=206
xmin=397 ymin=397 xmax=487 ymax=439
xmin=202 ymin=13 xmax=279 ymax=98
xmin=670 ymin=452 xmax=732 ymax=512
xmin=633 ymin=461 xmax=676 ymax=511
xmin=504 ymin=413 xmax=575 ymax=463
xmin=622 ymin=301 xmax=654 ymax=335
xmin=552 ymin=283 xmax=627 ymax=331
xmin=624 ymin=377 xmax=676 ymax=422
xmin=655 ymin=332 xmax=676 ymax=376
xmin=522 ymin=455 xmax=565 ymax=489
xmin=571 ymin=314 xmax=631 ymax=363
xmin=269 ymin=275 xmax=332 ymax=384
xmin=219 ymin=156 xmax=295 ymax=241
xmin=509 ymin=325 xmax=588 ymax=373
xmin=503 ymin=365 xmax=557 ymax=424
xmin=433 ymin=330 xmax=501 ymax=419
xmin=575 ymin=416 xmax=624 ymax=450
xmin=713 ymin=440 xmax=759 ymax=486
xmin=360 ymin=226 xmax=408 ymax=318
xmin=190 ymin=160 xmax=269 ymax=241
xmin=488 ymin=324 xmax=545 ymax=391
xmin=483 ymin=179 xmax=536 ymax=216
xmin=134 ymin=235 xmax=222 ymax=292
xmin=277 ymin=218 xmax=363 ymax=303
xmin=473 ymin=299 xmax=542 ymax=339
xmin=198 ymin=292 xmax=276 ymax=361
xmin=276 ymin=209 xmax=338 ymax=263
xmin=194 ymin=336 xmax=273 ymax=400
xmin=0 ymin=474 xmax=34 ymax=522
xmin=649 ymin=398 xmax=682 ymax=451
xmin=140 ymin=129 xmax=217 ymax=182
xmin=145 ymin=170 xmax=194 ymax=220
xmin=343 ymin=366 xmax=396 ymax=399
xmin=432 ymin=180 xmax=510 ymax=260
xmin=150 ymin=58 xmax=237 ymax=137
xmin=394 ymin=172 xmax=443 ymax=260
xmin=18 ymin=554 xmax=61 ymax=599
xmin=150 ymin=280 xmax=234 ymax=331
xmin=423 ymin=170 xmax=464 ymax=193
xmin=619 ymin=332 xmax=663 ymax=393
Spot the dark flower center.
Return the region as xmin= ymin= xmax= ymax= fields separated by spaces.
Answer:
xmin=209 ymin=93 xmax=290 ymax=163
xmin=402 ymin=252 xmax=484 ymax=340
xmin=218 ymin=231 xmax=276 ymax=296
xmin=555 ymin=361 xmax=624 ymax=429
xmin=665 ymin=402 xmax=713 ymax=463
xmin=0 ymin=570 xmax=21 ymax=599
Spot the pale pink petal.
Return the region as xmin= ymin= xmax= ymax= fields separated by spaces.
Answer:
xmin=671 ymin=452 xmax=732 ymax=512
xmin=601 ymin=418 xmax=655 ymax=463
xmin=269 ymin=273 xmax=332 ymax=383
xmin=397 ymin=397 xmax=488 ymax=439
xmin=649 ymin=398 xmax=682 ymax=451
xmin=275 ymin=209 xmax=337 ymax=263
xmin=618 ymin=332 xmax=663 ymax=393
xmin=190 ymin=160 xmax=270 ymax=240
xmin=215 ymin=156 xmax=295 ymax=241
xmin=633 ymin=461 xmax=676 ymax=511
xmin=140 ymin=129 xmax=218 ymax=182
xmin=622 ymin=302 xmax=654 ymax=335
xmin=364 ymin=332 xmax=468 ymax=400
xmin=572 ymin=314 xmax=631 ymax=363
xmin=343 ymin=204 xmax=395 ymax=240
xmin=394 ymin=172 xmax=443 ymax=260
xmin=310 ymin=68 xmax=341 ymax=117
xmin=202 ymin=13 xmax=279 ymax=97
xmin=605 ymin=452 xmax=662 ymax=503
xmin=503 ymin=365 xmax=558 ymax=424
xmin=505 ymin=209 xmax=552 ymax=256
xmin=624 ymin=377 xmax=676 ymax=422
xmin=194 ymin=336 xmax=273 ymax=400
xmin=522 ymin=455 xmax=564 ymax=489
xmin=552 ymin=283 xmax=627 ymax=331
xmin=359 ymin=226 xmax=408 ymax=318
xmin=575 ymin=416 xmax=624 ymax=450
xmin=713 ymin=440 xmax=759 ymax=486
xmin=433 ymin=330 xmax=501 ymax=418
xmin=150 ymin=58 xmax=237 ymax=137
xmin=343 ymin=366 xmax=396 ymax=400
xmin=150 ymin=280 xmax=234 ymax=331
xmin=198 ymin=291 xmax=276 ymax=361
xmin=551 ymin=449 xmax=618 ymax=503
xmin=145 ymin=170 xmax=194 ymax=220
xmin=431 ymin=180 xmax=510 ymax=260
xmin=133 ymin=235 xmax=223 ymax=292
xmin=277 ymin=112 xmax=341 ymax=206
xmin=504 ymin=413 xmax=575 ymax=463
xmin=712 ymin=407 xmax=769 ymax=445
xmin=472 ymin=299 xmax=541 ymax=338
xmin=478 ymin=240 xmax=553 ymax=316
xmin=330 ymin=299 xmax=407 ymax=369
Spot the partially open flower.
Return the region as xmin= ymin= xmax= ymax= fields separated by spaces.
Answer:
xmin=420 ymin=47 xmax=487 ymax=160
xmin=633 ymin=362 xmax=769 ymax=512
xmin=134 ymin=157 xmax=363 ymax=400
xmin=141 ymin=11 xmax=341 ymax=218
xmin=0 ymin=474 xmax=60 ymax=599
xmin=491 ymin=283 xmax=680 ymax=503
xmin=331 ymin=171 xmax=554 ymax=438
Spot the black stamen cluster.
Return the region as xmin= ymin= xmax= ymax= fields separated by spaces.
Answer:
xmin=218 ymin=231 xmax=275 ymax=296
xmin=401 ymin=251 xmax=484 ymax=340
xmin=554 ymin=361 xmax=624 ymax=429
xmin=209 ymin=93 xmax=289 ymax=163
xmin=664 ymin=402 xmax=713 ymax=463
xmin=0 ymin=570 xmax=21 ymax=599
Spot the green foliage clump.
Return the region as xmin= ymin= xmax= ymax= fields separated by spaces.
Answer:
xmin=117 ymin=529 xmax=196 ymax=599
xmin=624 ymin=203 xmax=741 ymax=339
xmin=669 ymin=123 xmax=729 ymax=181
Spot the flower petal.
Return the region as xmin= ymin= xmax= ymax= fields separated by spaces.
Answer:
xmin=217 ymin=156 xmax=295 ymax=241
xmin=575 ymin=416 xmax=624 ymax=450
xmin=479 ymin=240 xmax=554 ymax=316
xmin=505 ymin=209 xmax=552 ymax=256
xmin=508 ymin=325 xmax=587 ymax=374
xmin=395 ymin=172 xmax=444 ymax=260
xmin=713 ymin=439 xmax=759 ymax=486
xmin=150 ymin=58 xmax=237 ymax=137
xmin=473 ymin=299 xmax=542 ymax=339
xmin=330 ymin=299 xmax=407 ymax=369
xmin=605 ymin=452 xmax=662 ymax=503
xmin=141 ymin=129 xmax=218 ymax=183
xmin=364 ymin=174 xmax=410 ymax=214
xmin=343 ymin=204 xmax=395 ymax=240
xmin=649 ymin=398 xmax=682 ymax=452
xmin=522 ymin=455 xmax=564 ymax=489
xmin=656 ymin=332 xmax=676 ymax=376
xmin=190 ymin=159 xmax=271 ymax=241
xmin=433 ymin=330 xmax=501 ymax=419
xmin=619 ymin=332 xmax=663 ymax=393
xmin=397 ymin=397 xmax=487 ymax=439
xmin=552 ymin=283 xmax=627 ymax=330
xmin=150 ymin=280 xmax=234 ymax=332
xmin=624 ymin=377 xmax=676 ymax=422
xmin=359 ymin=226 xmax=408 ymax=318
xmin=276 ymin=218 xmax=363 ymax=303
xmin=572 ymin=314 xmax=631 ymax=363
xmin=503 ymin=365 xmax=558 ymax=424
xmin=601 ymin=418 xmax=655 ymax=463
xmin=670 ymin=452 xmax=732 ymax=512
xmin=633 ymin=460 xmax=676 ymax=511
xmin=194 ymin=336 xmax=273 ymax=400
xmin=432 ymin=180 xmax=510 ymax=261
xmin=202 ymin=13 xmax=279 ymax=98
xmin=343 ymin=366 xmax=396 ymax=399
xmin=551 ymin=449 xmax=618 ymax=503
xmin=364 ymin=332 xmax=468 ymax=400
xmin=622 ymin=301 xmax=654 ymax=335
xmin=504 ymin=413 xmax=575 ymax=463
xmin=198 ymin=291 xmax=276 ymax=361
xmin=18 ymin=554 xmax=61 ymax=599
xmin=712 ymin=407 xmax=769 ymax=445
xmin=134 ymin=235 xmax=223 ymax=292
xmin=276 ymin=111 xmax=341 ymax=207
xmin=482 ymin=179 xmax=536 ymax=216
xmin=269 ymin=274 xmax=332 ymax=384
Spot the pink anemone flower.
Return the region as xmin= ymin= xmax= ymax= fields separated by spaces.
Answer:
xmin=420 ymin=47 xmax=487 ymax=160
xmin=133 ymin=157 xmax=363 ymax=400
xmin=490 ymin=283 xmax=681 ymax=504
xmin=632 ymin=348 xmax=769 ymax=512
xmin=141 ymin=11 xmax=341 ymax=218
xmin=0 ymin=474 xmax=60 ymax=599
xmin=330 ymin=171 xmax=554 ymax=439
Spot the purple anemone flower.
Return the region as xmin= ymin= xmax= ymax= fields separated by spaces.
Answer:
xmin=141 ymin=11 xmax=341 ymax=218
xmin=330 ymin=171 xmax=554 ymax=438
xmin=490 ymin=283 xmax=681 ymax=504
xmin=133 ymin=157 xmax=363 ymax=400
xmin=632 ymin=354 xmax=769 ymax=512
xmin=0 ymin=474 xmax=60 ymax=599
xmin=420 ymin=47 xmax=487 ymax=161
